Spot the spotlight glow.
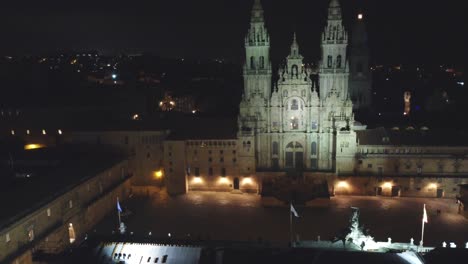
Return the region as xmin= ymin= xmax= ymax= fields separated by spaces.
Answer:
xmin=337 ymin=181 xmax=349 ymax=188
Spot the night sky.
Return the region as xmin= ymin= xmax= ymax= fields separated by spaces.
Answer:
xmin=1 ymin=0 xmax=466 ymax=66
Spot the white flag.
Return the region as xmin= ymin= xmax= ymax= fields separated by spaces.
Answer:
xmin=290 ymin=204 xmax=299 ymax=217
xmin=423 ymin=204 xmax=428 ymax=223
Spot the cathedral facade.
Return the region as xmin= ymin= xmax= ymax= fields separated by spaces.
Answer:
xmin=238 ymin=0 xmax=355 ymax=173
xmin=159 ymin=0 xmax=468 ymax=199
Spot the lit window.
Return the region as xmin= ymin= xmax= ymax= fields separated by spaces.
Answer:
xmin=47 ymin=208 xmax=51 ymax=217
xmin=69 ymin=200 xmax=73 ymax=209
xmin=6 ymin=233 xmax=10 ymax=243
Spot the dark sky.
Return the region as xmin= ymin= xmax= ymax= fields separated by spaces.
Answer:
xmin=1 ymin=0 xmax=466 ymax=66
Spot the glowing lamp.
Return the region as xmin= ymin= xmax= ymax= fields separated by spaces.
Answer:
xmin=219 ymin=177 xmax=229 ymax=184
xmin=337 ymin=181 xmax=349 ymax=188
xmin=382 ymin=182 xmax=392 ymax=188
xmin=358 ymin=14 xmax=363 ymax=20
xmin=42 ymin=129 xmax=46 ymax=135
xmin=193 ymin=177 xmax=203 ymax=184
xmin=154 ymin=170 xmax=163 ymax=179
xmin=24 ymin=144 xmax=46 ymax=150
xmin=58 ymin=129 xmax=63 ymax=135
xmin=112 ymin=74 xmax=117 ymax=79
xmin=26 ymin=129 xmax=30 ymax=135
xmin=242 ymin=177 xmax=253 ymax=185
xmin=11 ymin=130 xmax=15 ymax=135
xmin=428 ymin=183 xmax=437 ymax=189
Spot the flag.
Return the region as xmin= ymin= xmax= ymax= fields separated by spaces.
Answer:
xmin=117 ymin=199 xmax=122 ymax=213
xmin=423 ymin=204 xmax=428 ymax=223
xmin=290 ymin=203 xmax=299 ymax=217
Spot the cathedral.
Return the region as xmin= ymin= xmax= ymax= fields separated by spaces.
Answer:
xmin=160 ymin=0 xmax=467 ymax=198
xmin=238 ymin=0 xmax=356 ymax=172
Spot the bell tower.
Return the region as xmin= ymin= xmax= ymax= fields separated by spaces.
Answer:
xmin=319 ymin=0 xmax=349 ymax=100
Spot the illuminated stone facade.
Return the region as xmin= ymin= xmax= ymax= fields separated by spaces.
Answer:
xmin=238 ymin=0 xmax=355 ymax=173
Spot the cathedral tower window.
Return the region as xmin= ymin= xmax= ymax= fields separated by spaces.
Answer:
xmin=291 ymin=99 xmax=299 ymax=110
xmin=327 ymin=56 xmax=332 ymax=68
xmin=291 ymin=117 xmax=299 ymax=130
xmin=336 ymin=55 xmax=342 ymax=68
xmin=259 ymin=56 xmax=265 ymax=69
xmin=250 ymin=56 xmax=255 ymax=69
xmin=291 ymin=65 xmax=298 ymax=77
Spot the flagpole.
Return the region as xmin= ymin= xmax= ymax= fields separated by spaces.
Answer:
xmin=290 ymin=201 xmax=293 ymax=246
xmin=117 ymin=197 xmax=121 ymax=227
xmin=420 ymin=204 xmax=426 ymax=248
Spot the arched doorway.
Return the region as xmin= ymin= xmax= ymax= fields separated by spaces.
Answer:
xmin=285 ymin=142 xmax=304 ymax=169
xmin=233 ymin=178 xmax=240 ymax=190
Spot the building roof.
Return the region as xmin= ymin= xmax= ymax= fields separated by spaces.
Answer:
xmin=96 ymin=242 xmax=202 ymax=264
xmin=356 ymin=127 xmax=468 ymax=147
xmin=0 ymin=144 xmax=127 ymax=230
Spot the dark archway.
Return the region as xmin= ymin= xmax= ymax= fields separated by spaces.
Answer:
xmin=233 ymin=178 xmax=240 ymax=190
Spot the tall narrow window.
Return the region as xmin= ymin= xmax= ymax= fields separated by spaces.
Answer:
xmin=311 ymin=142 xmax=317 ymax=155
xmin=250 ymin=56 xmax=255 ymax=69
xmin=195 ymin=167 xmax=200 ymax=176
xmin=336 ymin=55 xmax=342 ymax=68
xmin=327 ymin=55 xmax=332 ymax=68
xmin=259 ymin=56 xmax=265 ymax=69
xmin=221 ymin=168 xmax=226 ymax=176
xmin=208 ymin=167 xmax=213 ymax=176
xmin=272 ymin=142 xmax=279 ymax=155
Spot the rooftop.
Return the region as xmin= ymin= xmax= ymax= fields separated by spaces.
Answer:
xmin=0 ymin=144 xmax=127 ymax=230
xmin=356 ymin=127 xmax=468 ymax=147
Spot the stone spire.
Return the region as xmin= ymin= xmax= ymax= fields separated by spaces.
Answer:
xmin=251 ymin=0 xmax=264 ymax=23
xmin=328 ymin=0 xmax=342 ymax=21
xmin=290 ymin=32 xmax=300 ymax=58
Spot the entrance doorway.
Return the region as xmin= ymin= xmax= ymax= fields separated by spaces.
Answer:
xmin=391 ymin=186 xmax=400 ymax=197
xmin=375 ymin=187 xmax=382 ymax=196
xmin=285 ymin=142 xmax=304 ymax=169
xmin=437 ymin=189 xmax=444 ymax=198
xmin=233 ymin=178 xmax=240 ymax=190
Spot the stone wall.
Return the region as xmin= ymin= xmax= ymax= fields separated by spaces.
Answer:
xmin=0 ymin=160 xmax=131 ymax=264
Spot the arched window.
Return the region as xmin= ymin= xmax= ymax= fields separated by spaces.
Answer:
xmin=250 ymin=56 xmax=255 ymax=69
xmin=259 ymin=56 xmax=265 ymax=69
xmin=291 ymin=99 xmax=299 ymax=110
xmin=311 ymin=142 xmax=317 ymax=155
xmin=291 ymin=117 xmax=299 ymax=130
xmin=337 ymin=55 xmax=342 ymax=68
xmin=291 ymin=65 xmax=298 ymax=77
xmin=272 ymin=142 xmax=279 ymax=155
xmin=327 ymin=56 xmax=332 ymax=68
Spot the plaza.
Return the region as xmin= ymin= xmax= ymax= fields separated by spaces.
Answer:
xmin=95 ymin=190 xmax=468 ymax=248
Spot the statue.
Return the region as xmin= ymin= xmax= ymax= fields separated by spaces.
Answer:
xmin=119 ymin=222 xmax=126 ymax=234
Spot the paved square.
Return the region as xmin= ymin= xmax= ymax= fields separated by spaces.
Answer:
xmin=95 ymin=190 xmax=468 ymax=247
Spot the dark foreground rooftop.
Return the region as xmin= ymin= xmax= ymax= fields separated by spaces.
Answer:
xmin=0 ymin=144 xmax=127 ymax=230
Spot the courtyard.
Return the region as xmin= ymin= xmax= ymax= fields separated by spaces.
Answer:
xmin=94 ymin=189 xmax=468 ymax=248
